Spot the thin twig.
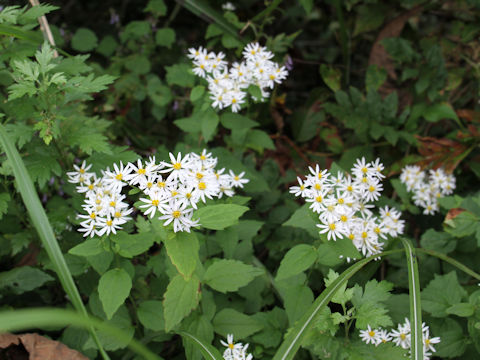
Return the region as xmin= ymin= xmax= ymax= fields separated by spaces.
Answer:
xmin=29 ymin=0 xmax=58 ymax=57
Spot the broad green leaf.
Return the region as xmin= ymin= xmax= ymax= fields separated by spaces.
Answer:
xmin=299 ymin=0 xmax=313 ymax=13
xmin=353 ymin=4 xmax=385 ymax=37
xmin=0 ymin=124 xmax=108 ymax=357
xmin=0 ymin=308 xmax=161 ymax=360
xmin=166 ymin=63 xmax=195 ymax=87
xmin=276 ymin=244 xmax=317 ymax=280
xmin=71 ymin=28 xmax=98 ymax=52
xmin=220 ymin=113 xmax=259 ymax=130
xmin=422 ymin=271 xmax=467 ymax=317
xmin=201 ymin=109 xmax=219 ymax=142
xmin=444 ymin=211 xmax=478 ymax=238
xmin=194 ymin=204 xmax=248 ymax=230
xmin=0 ymin=266 xmax=54 ymax=294
xmin=98 ymin=268 xmax=132 ymax=320
xmin=446 ymin=303 xmax=475 ymax=317
xmin=155 ymin=28 xmax=175 ymax=48
xmin=204 ymin=259 xmax=263 ymax=293
xmin=245 ymin=129 xmax=275 ymax=153
xmin=190 ymin=85 xmax=205 ymax=102
xmin=137 ymin=300 xmax=165 ymax=331
xmin=280 ymin=283 xmax=314 ymax=325
xmin=145 ymin=0 xmax=167 ymax=16
xmin=180 ymin=331 xmax=223 ymax=360
xmin=112 ymin=232 xmax=154 ymax=258
xmin=320 ymin=64 xmax=341 ymax=92
xmin=163 ymin=274 xmax=200 ymax=331
xmin=163 ymin=231 xmax=200 ymax=278
xmin=423 ymin=102 xmax=459 ymax=123
xmin=366 ymin=65 xmax=387 ymax=93
xmin=69 ymin=238 xmax=104 ymax=257
xmin=283 ymin=204 xmax=318 ymax=238
xmin=435 ymin=318 xmax=467 ymax=358
xmin=213 ymin=308 xmax=264 ymax=338
xmin=420 ymin=229 xmax=456 ymax=254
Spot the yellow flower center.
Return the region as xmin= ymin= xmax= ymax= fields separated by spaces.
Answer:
xmin=229 ymin=343 xmax=235 ymax=350
xmin=270 ymin=74 xmax=275 ymax=80
xmin=171 ymin=191 xmax=178 ymax=196
xmin=158 ymin=182 xmax=165 ymax=188
xmin=368 ymin=331 xmax=375 ymax=337
xmin=338 ymin=198 xmax=344 ymax=204
xmin=400 ymin=334 xmax=406 ymax=340
xmin=196 ymin=173 xmax=204 ymax=179
xmin=88 ymin=184 xmax=94 ymax=190
xmin=314 ymin=183 xmax=321 ymax=190
xmin=152 ymin=199 xmax=159 ymax=206
xmin=315 ymin=196 xmax=322 ymax=203
xmin=329 ymin=223 xmax=336 ymax=230
xmin=232 ymin=98 xmax=237 ymax=104
xmin=106 ymin=220 xmax=113 ymax=226
xmin=147 ymin=182 xmax=153 ymax=188
xmin=349 ymin=233 xmax=355 ymax=240
xmin=200 ymin=155 xmax=206 ymax=160
xmin=186 ymin=193 xmax=192 ymax=199
xmin=79 ymin=168 xmax=85 ymax=174
xmin=362 ymin=167 xmax=368 ymax=173
xmin=172 ymin=210 xmax=181 ymax=218
xmin=173 ymin=162 xmax=182 ymax=170
xmin=362 ymin=232 xmax=368 ymax=239
xmin=369 ymin=185 xmax=375 ymax=192
xmin=234 ymin=176 xmax=239 ymax=181
xmin=109 ymin=201 xmax=116 ymax=207
xmin=340 ymin=215 xmax=347 ymax=222
xmin=115 ymin=173 xmax=123 ymax=180
xmin=114 ymin=211 xmax=121 ymax=218
xmin=374 ymin=227 xmax=380 ymax=234
xmin=347 ymin=185 xmax=353 ymax=191
xmin=198 ymin=182 xmax=206 ymax=190
xmin=90 ymin=213 xmax=96 ymax=219
xmin=138 ymin=168 xmax=146 ymax=175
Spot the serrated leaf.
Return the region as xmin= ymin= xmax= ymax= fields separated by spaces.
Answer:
xmin=446 ymin=303 xmax=475 ymax=317
xmin=0 ymin=266 xmax=54 ymax=294
xmin=163 ymin=274 xmax=200 ymax=331
xmin=204 ymin=259 xmax=263 ymax=293
xmin=422 ymin=271 xmax=467 ymax=317
xmin=112 ymin=232 xmax=154 ymax=258
xmin=355 ymin=302 xmax=392 ymax=329
xmin=276 ymin=244 xmax=317 ymax=280
xmin=324 ymin=269 xmax=353 ymax=306
xmin=98 ymin=268 xmax=132 ymax=320
xmin=194 ymin=204 xmax=248 ymax=230
xmin=213 ymin=309 xmax=264 ymax=338
xmin=163 ymin=231 xmax=200 ymax=278
xmin=351 ymin=279 xmax=393 ymax=307
xmin=0 ymin=193 xmax=10 ymax=220
xmin=320 ymin=64 xmax=341 ymax=92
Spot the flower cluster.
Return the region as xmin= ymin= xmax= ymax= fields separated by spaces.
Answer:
xmin=221 ymin=334 xmax=253 ymax=360
xmin=188 ymin=42 xmax=288 ymax=112
xmin=68 ymin=150 xmax=249 ymax=236
xmin=290 ymin=158 xmax=404 ymax=258
xmin=360 ymin=319 xmax=440 ymax=360
xmin=400 ymin=165 xmax=456 ymax=215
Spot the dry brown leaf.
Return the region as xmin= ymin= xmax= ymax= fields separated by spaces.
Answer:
xmin=445 ymin=208 xmax=466 ymax=222
xmin=415 ymin=135 xmax=467 ymax=172
xmin=0 ymin=333 xmax=88 ymax=360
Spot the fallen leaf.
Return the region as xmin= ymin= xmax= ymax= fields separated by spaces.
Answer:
xmin=445 ymin=208 xmax=466 ymax=222
xmin=415 ymin=135 xmax=467 ymax=172
xmin=0 ymin=333 xmax=88 ymax=360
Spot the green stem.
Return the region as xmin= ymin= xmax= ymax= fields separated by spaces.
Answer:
xmin=416 ymin=248 xmax=480 ymax=281
xmin=333 ymin=0 xmax=350 ymax=88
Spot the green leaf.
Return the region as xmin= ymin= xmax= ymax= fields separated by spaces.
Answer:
xmin=280 ymin=283 xmax=314 ymax=325
xmin=276 ymin=244 xmax=318 ymax=280
xmin=446 ymin=303 xmax=475 ymax=317
xmin=194 ymin=204 xmax=248 ymax=230
xmin=353 ymin=4 xmax=385 ymax=37
xmin=299 ymin=0 xmax=313 ymax=13
xmin=201 ymin=109 xmax=219 ymax=142
xmin=163 ymin=274 xmax=200 ymax=331
xmin=98 ymin=268 xmax=132 ymax=320
xmin=272 ymin=250 xmax=402 ymax=360
xmin=283 ymin=204 xmax=318 ymax=238
xmin=444 ymin=211 xmax=478 ymax=238
xmin=422 ymin=271 xmax=467 ymax=317
xmin=423 ymin=102 xmax=459 ymax=123
xmin=204 ymin=259 xmax=263 ymax=293
xmin=112 ymin=232 xmax=154 ymax=258
xmin=247 ymin=84 xmax=263 ymax=100
xmin=245 ymin=129 xmax=275 ymax=153
xmin=0 ymin=124 xmax=108 ymax=357
xmin=69 ymin=238 xmax=104 ymax=257
xmin=213 ymin=308 xmax=264 ymax=338
xmin=420 ymin=229 xmax=456 ymax=254
xmin=190 ymin=85 xmax=205 ymax=102
xmin=96 ymin=35 xmax=118 ymax=57
xmin=155 ymin=27 xmax=175 ymax=48
xmin=220 ymin=113 xmax=259 ymax=130
xmin=71 ymin=28 xmax=98 ymax=52
xmin=23 ymin=145 xmax=61 ymax=187
xmin=320 ymin=65 xmax=341 ymax=92
xmin=145 ymin=0 xmax=167 ymax=16
xmin=351 ymin=279 xmax=393 ymax=307
xmin=355 ymin=302 xmax=392 ymax=329
xmin=180 ymin=331 xmax=223 ymax=360
xmin=435 ymin=318 xmax=467 ymax=358
xmin=163 ymin=231 xmax=200 ymax=278
xmin=0 ymin=266 xmax=54 ymax=295
xmin=120 ymin=21 xmax=151 ymax=42
xmin=137 ymin=300 xmax=165 ymax=331
xmin=0 ymin=192 xmax=10 ymax=220
xmin=366 ymin=65 xmax=387 ymax=93
xmin=166 ymin=63 xmax=195 ymax=87
xmin=324 ymin=270 xmax=354 ymax=306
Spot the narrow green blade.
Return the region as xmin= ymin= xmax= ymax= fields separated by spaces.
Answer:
xmin=0 ymin=308 xmax=161 ymax=360
xmin=401 ymin=238 xmax=423 ymax=360
xmin=0 ymin=123 xmax=109 ymax=359
xmin=180 ymin=331 xmax=224 ymax=360
xmin=272 ymin=249 xmax=403 ymax=360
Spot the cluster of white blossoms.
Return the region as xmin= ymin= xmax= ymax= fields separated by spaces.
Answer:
xmin=221 ymin=334 xmax=253 ymax=360
xmin=360 ymin=319 xmax=440 ymax=360
xmin=67 ymin=150 xmax=249 ymax=236
xmin=290 ymin=158 xmax=405 ymax=258
xmin=188 ymin=42 xmax=289 ymax=112
xmin=400 ymin=165 xmax=456 ymax=215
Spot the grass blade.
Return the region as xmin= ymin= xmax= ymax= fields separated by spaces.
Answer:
xmin=177 ymin=0 xmax=244 ymax=43
xmin=0 ymin=308 xmax=161 ymax=360
xmin=401 ymin=239 xmax=423 ymax=360
xmin=0 ymin=123 xmax=109 ymax=360
xmin=416 ymin=247 xmax=480 ymax=281
xmin=180 ymin=331 xmax=223 ymax=360
xmin=272 ymin=249 xmax=403 ymax=360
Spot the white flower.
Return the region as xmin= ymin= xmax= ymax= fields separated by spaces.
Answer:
xmin=360 ymin=325 xmax=381 ymax=345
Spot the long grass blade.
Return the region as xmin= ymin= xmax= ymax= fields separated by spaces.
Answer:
xmin=177 ymin=0 xmax=244 ymax=43
xmin=180 ymin=331 xmax=223 ymax=360
xmin=272 ymin=249 xmax=403 ymax=360
xmin=0 ymin=308 xmax=161 ymax=360
xmin=0 ymin=123 xmax=109 ymax=360
xmin=401 ymin=238 xmax=423 ymax=360
xmin=416 ymin=247 xmax=480 ymax=281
